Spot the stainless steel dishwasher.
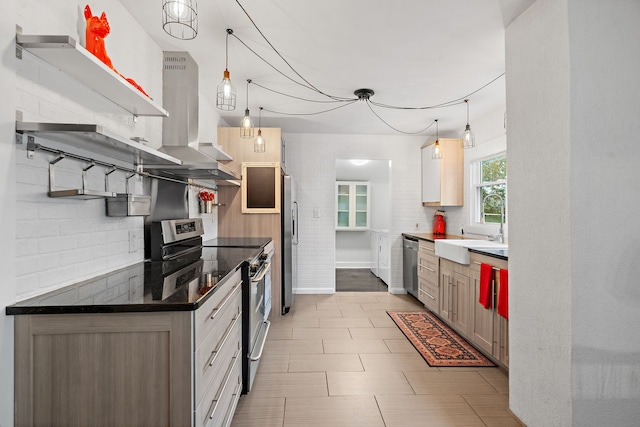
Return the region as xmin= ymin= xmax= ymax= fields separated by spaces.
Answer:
xmin=403 ymin=237 xmax=419 ymax=298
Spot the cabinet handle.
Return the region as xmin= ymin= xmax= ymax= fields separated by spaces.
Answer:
xmin=420 ymin=264 xmax=435 ymax=273
xmin=221 ymin=382 xmax=244 ymax=427
xmin=423 ymin=246 xmax=435 ymax=252
xmin=209 ymin=281 xmax=242 ymax=320
xmin=208 ymin=347 xmax=242 ymax=420
xmin=207 ymin=312 xmax=242 ymax=367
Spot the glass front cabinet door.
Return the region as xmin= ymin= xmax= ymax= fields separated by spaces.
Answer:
xmin=335 ymin=181 xmax=370 ymax=230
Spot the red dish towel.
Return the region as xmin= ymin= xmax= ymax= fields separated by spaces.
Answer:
xmin=498 ymin=269 xmax=509 ymax=319
xmin=479 ymin=263 xmax=493 ymax=309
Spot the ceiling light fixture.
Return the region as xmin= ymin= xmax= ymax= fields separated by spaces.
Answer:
xmin=432 ymin=119 xmax=442 ymax=160
xmin=216 ymin=29 xmax=237 ymax=111
xmin=254 ymin=107 xmax=266 ymax=153
xmin=241 ymin=79 xmax=254 ymax=138
xmin=354 ymin=88 xmax=374 ymax=101
xmin=162 ymin=0 xmax=198 ymax=40
xmin=350 ymin=159 xmax=369 ymax=166
xmin=462 ymin=99 xmax=475 ymax=149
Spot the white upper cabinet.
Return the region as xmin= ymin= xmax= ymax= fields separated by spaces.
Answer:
xmin=336 ymin=181 xmax=370 ymax=230
xmin=421 ymin=138 xmax=464 ymax=207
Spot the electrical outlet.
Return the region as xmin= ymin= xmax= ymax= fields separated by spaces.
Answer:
xmin=313 ymin=207 xmax=320 ymax=218
xmin=129 ymin=231 xmax=138 ymax=253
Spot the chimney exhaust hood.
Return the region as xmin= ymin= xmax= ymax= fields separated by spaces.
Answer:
xmin=143 ymin=51 xmax=240 ymax=181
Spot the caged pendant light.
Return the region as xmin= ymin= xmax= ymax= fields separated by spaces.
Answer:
xmin=240 ymin=80 xmax=254 ymax=138
xmin=432 ymin=119 xmax=443 ymax=160
xmin=216 ymin=29 xmax=237 ymax=111
xmin=462 ymin=99 xmax=475 ymax=148
xmin=254 ymin=107 xmax=266 ymax=153
xmin=162 ymin=0 xmax=198 ymax=40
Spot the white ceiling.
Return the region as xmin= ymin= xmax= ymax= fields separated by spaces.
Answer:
xmin=119 ymin=0 xmax=534 ymax=137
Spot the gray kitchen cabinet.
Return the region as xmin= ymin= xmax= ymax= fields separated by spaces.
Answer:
xmin=417 ymin=240 xmax=439 ymax=313
xmin=421 ymin=138 xmax=464 ymax=207
xmin=13 ymin=269 xmax=243 ymax=427
xmin=469 ymin=252 xmax=509 ymax=368
xmin=439 ymin=258 xmax=471 ymax=338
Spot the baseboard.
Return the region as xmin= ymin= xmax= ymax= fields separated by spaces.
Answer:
xmin=335 ymin=262 xmax=374 ymax=269
xmin=294 ymin=288 xmax=335 ymax=295
xmin=388 ymin=286 xmax=407 ymax=295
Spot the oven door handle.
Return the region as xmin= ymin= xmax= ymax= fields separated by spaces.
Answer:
xmin=251 ymin=262 xmax=271 ymax=283
xmin=249 ymin=320 xmax=271 ymax=362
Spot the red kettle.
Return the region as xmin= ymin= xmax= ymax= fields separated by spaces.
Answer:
xmin=433 ymin=210 xmax=446 ymax=237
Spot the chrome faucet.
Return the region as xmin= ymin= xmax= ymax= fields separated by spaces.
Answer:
xmin=482 ymin=193 xmax=505 ymax=243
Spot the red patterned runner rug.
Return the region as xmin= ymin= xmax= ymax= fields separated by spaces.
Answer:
xmin=388 ymin=311 xmax=495 ymax=367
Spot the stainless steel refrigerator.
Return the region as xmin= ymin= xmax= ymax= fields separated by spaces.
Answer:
xmin=282 ymin=175 xmax=298 ymax=314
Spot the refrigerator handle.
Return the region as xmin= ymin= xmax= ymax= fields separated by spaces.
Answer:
xmin=292 ymin=201 xmax=299 ymax=245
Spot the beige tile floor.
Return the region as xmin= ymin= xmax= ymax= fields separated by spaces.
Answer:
xmin=231 ymin=292 xmax=524 ymax=427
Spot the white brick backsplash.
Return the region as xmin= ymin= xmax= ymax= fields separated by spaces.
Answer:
xmin=16 ymin=254 xmax=59 ymax=276
xmin=59 ymin=247 xmax=96 ymax=267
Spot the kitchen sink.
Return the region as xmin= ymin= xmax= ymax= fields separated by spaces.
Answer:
xmin=435 ymin=239 xmax=508 ymax=264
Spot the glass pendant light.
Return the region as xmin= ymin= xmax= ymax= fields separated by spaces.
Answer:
xmin=254 ymin=107 xmax=266 ymax=153
xmin=240 ymin=80 xmax=254 ymax=138
xmin=162 ymin=0 xmax=198 ymax=40
xmin=216 ymin=29 xmax=236 ymax=111
xmin=432 ymin=119 xmax=443 ymax=160
xmin=462 ymin=99 xmax=475 ymax=148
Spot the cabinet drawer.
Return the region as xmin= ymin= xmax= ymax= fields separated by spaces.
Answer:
xmin=419 ymin=277 xmax=439 ymax=312
xmin=196 ymin=346 xmax=243 ymax=427
xmin=418 ymin=252 xmax=438 ymax=283
xmin=195 ymin=287 xmax=242 ymax=405
xmin=418 ymin=240 xmax=435 ymax=253
xmin=195 ymin=270 xmax=243 ymax=341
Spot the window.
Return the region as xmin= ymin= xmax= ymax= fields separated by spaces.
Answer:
xmin=472 ymin=154 xmax=507 ymax=226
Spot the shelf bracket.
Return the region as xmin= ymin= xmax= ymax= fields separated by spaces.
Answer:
xmin=26 ymin=135 xmax=36 ymax=159
xmin=15 ymin=25 xmax=23 ymax=60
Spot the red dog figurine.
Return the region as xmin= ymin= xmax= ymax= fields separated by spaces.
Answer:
xmin=84 ymin=5 xmax=150 ymax=98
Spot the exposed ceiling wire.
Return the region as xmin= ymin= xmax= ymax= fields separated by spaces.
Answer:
xmin=250 ymin=81 xmax=355 ymax=104
xmin=231 ymin=0 xmax=505 ymax=134
xmin=262 ymin=100 xmax=359 ymax=116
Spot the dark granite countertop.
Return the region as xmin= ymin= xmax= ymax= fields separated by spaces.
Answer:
xmin=6 ymin=246 xmax=261 ymax=316
xmin=469 ymin=247 xmax=508 ymax=261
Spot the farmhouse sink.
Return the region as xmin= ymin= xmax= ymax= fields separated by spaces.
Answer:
xmin=435 ymin=239 xmax=508 ymax=265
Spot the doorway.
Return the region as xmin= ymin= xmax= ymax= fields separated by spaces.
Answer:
xmin=335 ymin=159 xmax=391 ymax=292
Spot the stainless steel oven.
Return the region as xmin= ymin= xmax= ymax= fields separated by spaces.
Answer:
xmin=148 ymin=218 xmax=272 ymax=394
xmin=246 ymin=253 xmax=271 ymax=393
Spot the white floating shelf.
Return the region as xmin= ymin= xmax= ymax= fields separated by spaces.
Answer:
xmin=16 ymin=34 xmax=169 ymax=118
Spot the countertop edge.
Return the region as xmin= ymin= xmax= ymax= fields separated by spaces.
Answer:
xmin=6 ymin=259 xmax=249 ymax=316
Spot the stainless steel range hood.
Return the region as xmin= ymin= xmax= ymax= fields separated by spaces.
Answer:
xmin=143 ymin=51 xmax=239 ymax=181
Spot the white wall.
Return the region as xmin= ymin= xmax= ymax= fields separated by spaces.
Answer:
xmin=1 ymin=1 xmax=223 ymax=425
xmin=506 ymin=0 xmax=640 ymax=425
xmin=0 ymin=0 xmax=17 ymax=424
xmin=283 ymin=133 xmax=426 ymax=294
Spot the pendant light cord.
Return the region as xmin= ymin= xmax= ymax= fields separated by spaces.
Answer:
xmin=225 ymin=29 xmax=231 ymax=70
xmin=246 ymin=79 xmax=250 ymax=109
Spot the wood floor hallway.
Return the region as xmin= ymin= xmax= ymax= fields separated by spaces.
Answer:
xmin=335 ymin=268 xmax=388 ymax=292
xmin=230 ymin=292 xmax=524 ymax=427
